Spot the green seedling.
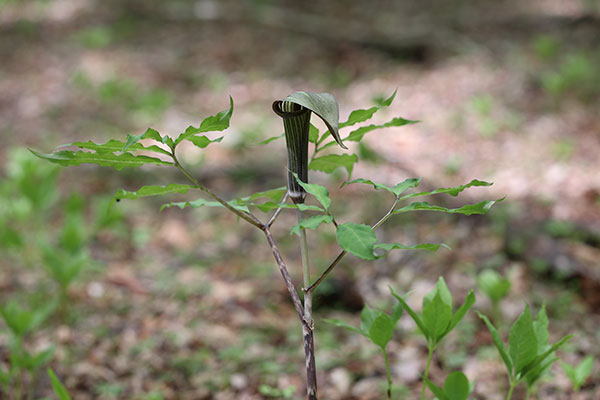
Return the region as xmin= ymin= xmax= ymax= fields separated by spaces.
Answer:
xmin=477 ymin=304 xmax=573 ymax=400
xmin=258 ymin=384 xmax=296 ymax=398
xmin=0 ymin=301 xmax=55 ymax=399
xmin=423 ymin=371 xmax=472 ymax=400
xmin=33 ymin=91 xmax=498 ymax=399
xmin=560 ymin=355 xmax=594 ymax=392
xmin=391 ymin=277 xmax=475 ymax=400
xmin=477 ymin=269 xmax=510 ymax=323
xmin=325 ymin=303 xmax=403 ymax=399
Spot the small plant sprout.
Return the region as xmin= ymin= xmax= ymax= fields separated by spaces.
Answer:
xmin=0 ymin=301 xmax=55 ymax=399
xmin=423 ymin=370 xmax=472 ymax=400
xmin=477 ymin=269 xmax=511 ymax=323
xmin=477 ymin=304 xmax=573 ymax=400
xmin=560 ymin=355 xmax=594 ymax=392
xmin=391 ymin=277 xmax=476 ymax=400
xmin=32 ymin=91 xmax=500 ymax=399
xmin=325 ymin=303 xmax=403 ymax=399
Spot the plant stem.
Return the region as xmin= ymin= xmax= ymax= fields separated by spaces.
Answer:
xmin=383 ymin=349 xmax=392 ymax=399
xmin=506 ymin=380 xmax=516 ymax=400
xmin=297 ymin=209 xmax=317 ymax=399
xmin=305 ymin=196 xmax=400 ymax=293
xmin=170 ymin=152 xmax=318 ymax=398
xmin=422 ymin=346 xmax=434 ymax=400
xmin=297 ymin=210 xmax=312 ymax=325
xmin=263 ymin=226 xmax=317 ymax=399
xmin=525 ymin=386 xmax=532 ymax=400
xmin=171 ymin=151 xmax=263 ymax=229
xmin=266 ymin=192 xmax=289 ymax=228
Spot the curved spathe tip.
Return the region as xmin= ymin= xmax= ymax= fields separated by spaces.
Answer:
xmin=276 ymin=91 xmax=348 ymax=150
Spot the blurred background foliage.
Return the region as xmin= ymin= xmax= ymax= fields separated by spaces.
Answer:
xmin=0 ymin=0 xmax=599 ymax=399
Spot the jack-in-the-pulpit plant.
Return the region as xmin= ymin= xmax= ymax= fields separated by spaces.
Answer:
xmin=33 ymin=91 xmax=504 ymax=399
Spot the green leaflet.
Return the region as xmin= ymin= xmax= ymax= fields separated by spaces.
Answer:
xmin=447 ymin=290 xmax=476 ymax=334
xmin=30 ymin=149 xmax=173 ymax=170
xmin=174 ymin=96 xmax=234 ymax=145
xmin=422 ymin=291 xmax=452 ymax=341
xmin=477 ymin=311 xmax=514 ymax=374
xmin=390 ymin=287 xmax=428 ymax=337
xmin=160 ymin=198 xmax=250 ymax=213
xmin=122 ymin=127 xmax=173 ymax=153
xmin=346 ymin=117 xmax=418 ymax=142
xmin=532 ymin=305 xmax=549 ymax=354
xmin=322 ymin=318 xmax=363 ymax=336
xmin=342 ymin=177 xmax=421 ymax=197
xmin=336 ymin=223 xmax=378 ymax=260
xmin=393 ymin=199 xmax=501 ymax=216
xmin=520 ymin=334 xmax=573 ymax=378
xmin=325 ymin=304 xmax=400 ymax=352
xmin=248 ymin=201 xmax=323 ymax=213
xmin=283 ymin=91 xmax=346 ymax=149
xmin=423 ymin=277 xmax=453 ymax=310
xmin=186 ymin=135 xmax=224 ymax=149
xmin=114 ymin=184 xmax=196 ymax=201
xmin=339 ymin=90 xmax=397 ymax=129
xmin=309 ymin=154 xmax=358 ymax=177
xmin=368 ymin=314 xmax=395 ymax=349
xmin=290 ymin=215 xmax=333 ymax=236
xmin=561 ymin=356 xmax=594 ymax=391
xmin=424 ymin=377 xmax=449 ymax=400
xmin=477 ymin=269 xmax=511 ymax=303
xmin=256 ymin=133 xmax=284 ymax=145
xmin=400 ymin=179 xmax=493 ymax=200
xmin=509 ymin=305 xmax=538 ymax=375
xmin=308 ymin=123 xmax=319 ymax=143
xmin=374 ymin=242 xmax=450 ymax=252
xmin=424 ymin=371 xmax=471 ymax=400
xmin=291 ymin=172 xmax=331 ymax=210
xmin=69 ymin=139 xmax=170 ymax=156
xmin=443 ymin=371 xmax=470 ymax=400
xmin=360 ymin=306 xmax=381 ymax=333
xmin=239 ymin=187 xmax=287 ymax=203
xmin=48 ymin=369 xmax=72 ymax=400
